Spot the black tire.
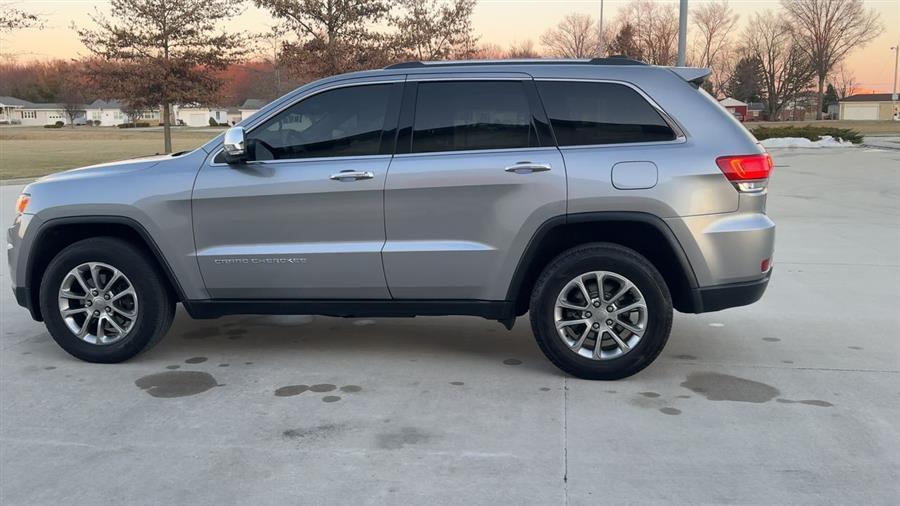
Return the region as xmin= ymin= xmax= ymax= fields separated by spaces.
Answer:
xmin=529 ymin=243 xmax=673 ymax=380
xmin=39 ymin=237 xmax=175 ymax=363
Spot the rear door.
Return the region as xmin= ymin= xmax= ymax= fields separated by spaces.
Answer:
xmin=192 ymin=79 xmax=402 ymax=299
xmin=382 ymin=76 xmax=566 ymax=300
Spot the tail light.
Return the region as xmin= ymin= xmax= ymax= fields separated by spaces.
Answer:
xmin=715 ymin=153 xmax=773 ymax=193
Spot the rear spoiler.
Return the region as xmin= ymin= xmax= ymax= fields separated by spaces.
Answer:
xmin=669 ymin=67 xmax=712 ymax=88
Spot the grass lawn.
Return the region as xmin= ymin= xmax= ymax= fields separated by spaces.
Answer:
xmin=0 ymin=126 xmax=220 ymax=180
xmin=746 ymin=120 xmax=900 ymax=135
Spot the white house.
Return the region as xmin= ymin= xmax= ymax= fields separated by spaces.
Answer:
xmin=84 ymin=100 xmax=159 ymax=126
xmin=0 ymin=96 xmax=85 ymax=126
xmin=175 ymin=105 xmax=230 ymax=127
xmin=239 ymin=99 xmax=267 ymax=121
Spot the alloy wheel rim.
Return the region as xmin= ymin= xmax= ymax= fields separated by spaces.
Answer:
xmin=57 ymin=262 xmax=138 ymax=345
xmin=553 ymin=270 xmax=648 ymax=360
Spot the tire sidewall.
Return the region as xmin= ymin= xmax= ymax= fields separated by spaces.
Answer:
xmin=531 ymin=246 xmax=672 ymax=379
xmin=39 ymin=239 xmax=168 ymax=363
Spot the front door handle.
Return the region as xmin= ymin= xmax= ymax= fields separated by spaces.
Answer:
xmin=330 ymin=170 xmax=375 ymax=182
xmin=504 ymin=162 xmax=552 ymax=174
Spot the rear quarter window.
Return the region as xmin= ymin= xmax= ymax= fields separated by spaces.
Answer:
xmin=536 ymin=81 xmax=676 ymax=146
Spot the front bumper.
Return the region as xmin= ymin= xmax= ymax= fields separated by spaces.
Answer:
xmin=693 ymin=269 xmax=771 ymax=313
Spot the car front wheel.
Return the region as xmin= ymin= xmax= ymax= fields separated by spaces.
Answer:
xmin=39 ymin=237 xmax=175 ymax=363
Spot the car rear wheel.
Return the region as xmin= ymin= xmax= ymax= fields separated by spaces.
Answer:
xmin=39 ymin=237 xmax=174 ymax=363
xmin=529 ymin=243 xmax=673 ymax=380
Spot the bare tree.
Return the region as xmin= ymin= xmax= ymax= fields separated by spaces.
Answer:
xmin=541 ymin=13 xmax=601 ymax=58
xmin=689 ymin=0 xmax=739 ymax=97
xmin=781 ymin=0 xmax=883 ymax=119
xmin=255 ymin=0 xmax=391 ymax=80
xmin=0 ymin=2 xmax=42 ymax=32
xmin=391 ymin=0 xmax=477 ymax=61
xmin=77 ymin=0 xmax=247 ymax=153
xmin=506 ymin=40 xmax=540 ymax=59
xmin=615 ymin=0 xmax=678 ymax=66
xmin=469 ymin=43 xmax=504 ymax=60
xmin=743 ymin=10 xmax=815 ymax=120
xmin=831 ymin=63 xmax=858 ymax=99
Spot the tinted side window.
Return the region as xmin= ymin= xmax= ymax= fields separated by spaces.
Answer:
xmin=249 ymin=84 xmax=391 ymax=160
xmin=536 ymin=81 xmax=676 ymax=146
xmin=411 ymin=81 xmax=537 ymax=153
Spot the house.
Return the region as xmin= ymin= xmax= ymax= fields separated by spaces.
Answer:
xmin=719 ymin=97 xmax=748 ymax=122
xmin=226 ymin=107 xmax=242 ymax=125
xmin=175 ymin=105 xmax=230 ymax=127
xmin=0 ymin=96 xmax=85 ymax=126
xmin=0 ymin=96 xmax=28 ymax=124
xmin=839 ymin=93 xmax=899 ymax=121
xmin=84 ymin=100 xmax=160 ymax=126
xmin=239 ymin=99 xmax=268 ymax=121
xmin=746 ymin=102 xmax=765 ymax=121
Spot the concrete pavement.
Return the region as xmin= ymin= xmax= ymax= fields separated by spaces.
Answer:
xmin=1 ymin=147 xmax=898 ymax=505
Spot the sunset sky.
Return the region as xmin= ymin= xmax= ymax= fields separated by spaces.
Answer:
xmin=2 ymin=0 xmax=898 ymax=93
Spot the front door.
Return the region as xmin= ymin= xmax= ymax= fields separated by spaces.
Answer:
xmin=192 ymin=80 xmax=402 ymax=299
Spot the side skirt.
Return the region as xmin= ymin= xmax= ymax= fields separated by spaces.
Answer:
xmin=183 ymin=299 xmax=516 ymax=327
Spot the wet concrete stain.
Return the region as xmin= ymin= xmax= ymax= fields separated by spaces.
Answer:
xmin=676 ymin=395 xmax=691 ymax=399
xmin=185 ymin=357 xmax=207 ymax=364
xmin=309 ymin=384 xmax=336 ymax=392
xmin=22 ymin=351 xmax=31 ymax=355
xmin=681 ymin=372 xmax=780 ymax=403
xmin=340 ymin=385 xmax=362 ymax=393
xmin=166 ymin=365 xmax=180 ymax=370
xmin=135 ymin=371 xmax=219 ymax=398
xmin=776 ymin=398 xmax=834 ymax=408
xmin=640 ymin=392 xmax=661 ymax=398
xmin=605 ymin=390 xmax=617 ymax=394
xmin=449 ymin=381 xmax=465 ymax=386
xmin=377 ymin=427 xmax=433 ymax=450
xmin=244 ymin=362 xmax=254 ymax=365
xmin=674 ymin=354 xmax=698 ymax=360
xmin=659 ymin=407 xmax=682 ymax=415
xmin=218 ymin=363 xmax=229 ymax=367
xmin=275 ymin=385 xmax=309 ymax=397
xmin=782 ymin=360 xmax=794 ymax=364
xmin=322 ymin=395 xmax=341 ymax=403
xmin=848 ymin=346 xmax=863 ymax=350
xmin=44 ymin=366 xmax=56 ymax=370
xmin=182 ymin=327 xmax=219 ymax=340
xmin=503 ymin=358 xmax=522 ymax=366
xmin=540 ymin=387 xmax=551 ymax=391
xmin=763 ymin=337 xmax=781 ymax=342
xmin=282 ymin=423 xmax=345 ymax=440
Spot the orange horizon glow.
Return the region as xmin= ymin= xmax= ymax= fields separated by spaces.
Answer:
xmin=1 ymin=0 xmax=897 ymax=93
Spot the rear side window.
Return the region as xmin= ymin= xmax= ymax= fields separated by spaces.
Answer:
xmin=249 ymin=83 xmax=391 ymax=160
xmin=411 ymin=81 xmax=537 ymax=153
xmin=536 ymin=81 xmax=676 ymax=146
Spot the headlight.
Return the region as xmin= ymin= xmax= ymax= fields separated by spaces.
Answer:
xmin=14 ymin=194 xmax=30 ymax=215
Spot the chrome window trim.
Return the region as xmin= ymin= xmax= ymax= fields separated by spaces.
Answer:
xmin=393 ymin=146 xmax=557 ymax=160
xmin=209 ymin=78 xmax=405 ymax=166
xmin=534 ymin=77 xmax=688 ymax=147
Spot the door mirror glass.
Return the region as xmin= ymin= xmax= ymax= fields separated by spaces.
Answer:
xmin=223 ymin=126 xmax=247 ymax=163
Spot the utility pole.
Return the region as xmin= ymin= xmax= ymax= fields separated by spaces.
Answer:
xmin=892 ymin=44 xmax=898 ymax=120
xmin=598 ymin=0 xmax=604 ymax=57
xmin=677 ymin=0 xmax=688 ymax=66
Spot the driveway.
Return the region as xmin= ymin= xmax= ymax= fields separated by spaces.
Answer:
xmin=1 ymin=147 xmax=898 ymax=505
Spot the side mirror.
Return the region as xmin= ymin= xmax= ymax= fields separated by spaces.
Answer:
xmin=223 ymin=126 xmax=247 ymax=164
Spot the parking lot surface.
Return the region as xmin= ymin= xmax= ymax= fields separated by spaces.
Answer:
xmin=1 ymin=146 xmax=898 ymax=505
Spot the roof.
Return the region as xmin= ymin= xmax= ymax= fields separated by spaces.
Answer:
xmin=719 ymin=97 xmax=748 ymax=107
xmin=841 ymin=93 xmax=895 ymax=102
xmin=240 ymin=99 xmax=268 ymax=109
xmin=0 ymin=96 xmax=34 ymax=107
xmin=87 ymin=99 xmax=125 ymax=109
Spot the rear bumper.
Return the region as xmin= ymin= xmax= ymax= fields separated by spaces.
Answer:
xmin=693 ymin=270 xmax=771 ymax=313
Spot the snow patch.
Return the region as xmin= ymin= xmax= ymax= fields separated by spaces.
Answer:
xmin=760 ymin=135 xmax=855 ymax=148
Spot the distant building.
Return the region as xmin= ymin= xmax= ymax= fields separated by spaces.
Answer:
xmin=239 ymin=99 xmax=268 ymax=121
xmin=83 ymin=100 xmax=160 ymax=126
xmin=0 ymin=96 xmax=29 ymax=124
xmin=226 ymin=107 xmax=242 ymax=125
xmin=175 ymin=105 xmax=230 ymax=127
xmin=839 ymin=94 xmax=899 ymax=121
xmin=719 ymin=97 xmax=748 ymax=122
xmin=0 ymin=96 xmax=84 ymax=126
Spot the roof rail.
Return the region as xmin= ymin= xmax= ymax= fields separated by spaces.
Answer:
xmin=384 ymin=57 xmax=647 ymax=70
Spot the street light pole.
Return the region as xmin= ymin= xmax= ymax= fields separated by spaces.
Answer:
xmin=598 ymin=0 xmax=604 ymax=57
xmin=891 ymin=44 xmax=898 ymax=120
xmin=677 ymin=0 xmax=688 ymax=66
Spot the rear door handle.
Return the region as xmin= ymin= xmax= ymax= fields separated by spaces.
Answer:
xmin=330 ymin=170 xmax=374 ymax=182
xmin=504 ymin=162 xmax=552 ymax=174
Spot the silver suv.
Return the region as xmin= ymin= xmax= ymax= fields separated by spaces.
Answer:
xmin=7 ymin=59 xmax=775 ymax=379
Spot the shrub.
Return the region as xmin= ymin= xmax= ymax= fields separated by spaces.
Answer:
xmin=55 ymin=121 xmax=65 ymax=127
xmin=751 ymin=125 xmax=863 ymax=144
xmin=117 ymin=122 xmax=151 ymax=129
xmin=208 ymin=117 xmax=218 ymax=127
xmin=43 ymin=123 xmax=63 ymax=129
